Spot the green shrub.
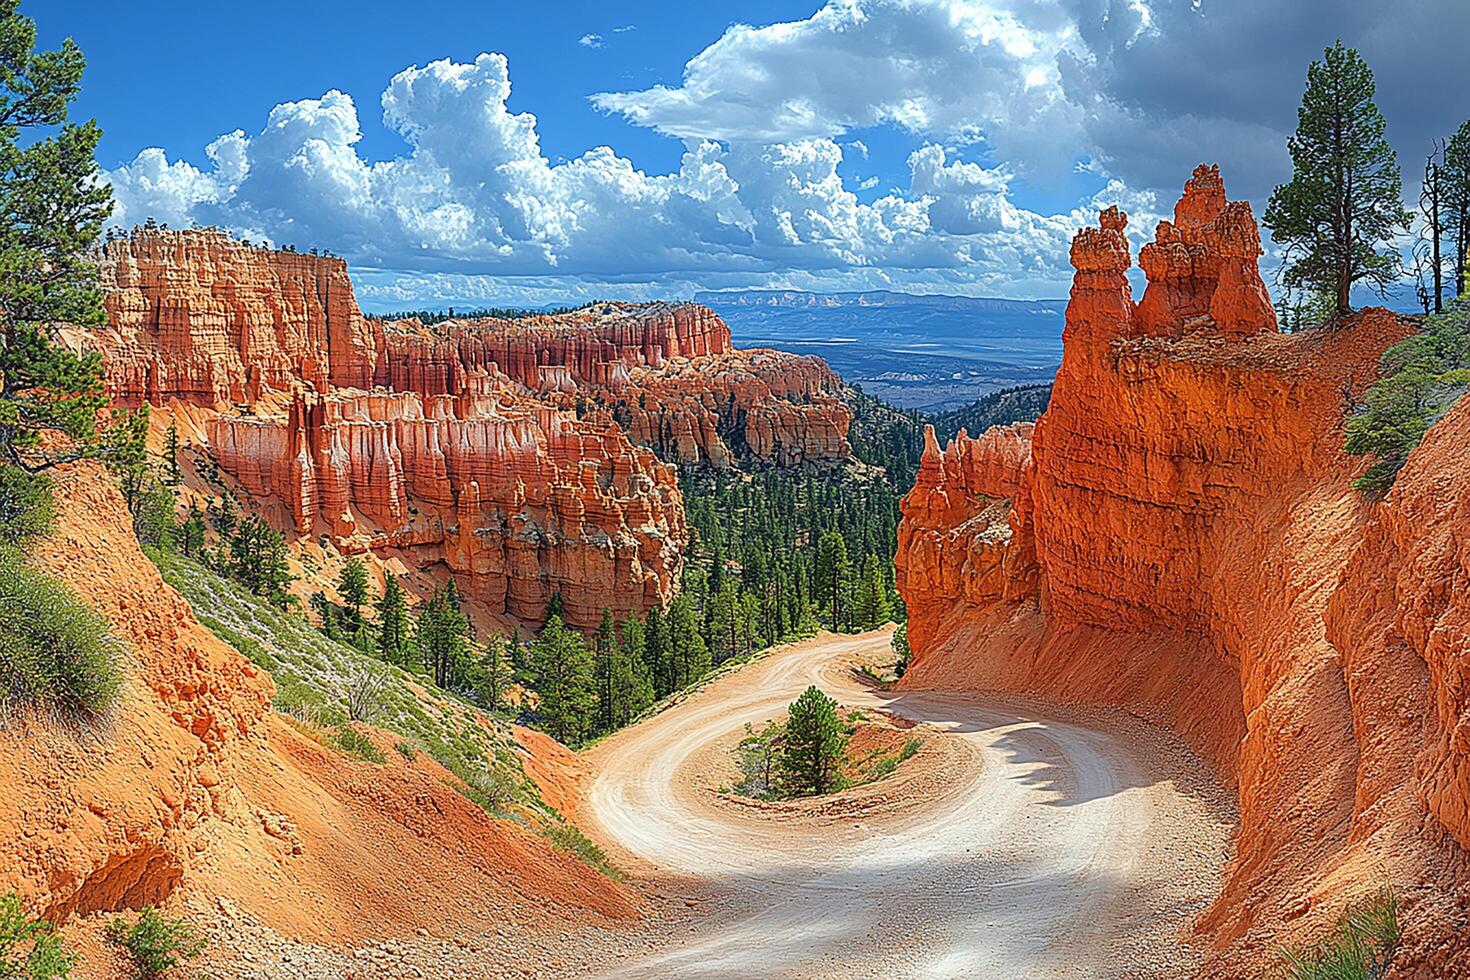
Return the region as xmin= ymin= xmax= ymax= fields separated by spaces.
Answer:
xmin=393 ymin=740 xmax=417 ymax=761
xmin=105 ymin=907 xmax=204 ymax=979
xmin=900 ymin=737 xmax=922 ymax=761
xmin=891 ymin=622 xmax=910 ymax=678
xmin=779 ymin=686 xmax=848 ymax=796
xmin=0 ymin=548 xmax=124 ymax=722
xmin=448 ymin=759 xmax=519 ymax=813
xmin=870 ymin=755 xmax=898 ymax=778
xmin=543 ymin=821 xmax=620 ymax=879
xmin=0 ymin=467 xmax=54 ymax=549
xmin=0 ymin=893 xmax=72 ymax=979
xmin=329 ymin=724 xmax=386 ymax=764
xmin=130 ymin=481 xmax=178 ymax=550
xmin=1279 ymin=889 xmax=1398 ymax=980
xmin=1345 ymin=305 xmax=1470 ymax=493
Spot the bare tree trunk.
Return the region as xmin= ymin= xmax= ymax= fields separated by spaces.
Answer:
xmin=1429 ymin=156 xmax=1444 ymax=313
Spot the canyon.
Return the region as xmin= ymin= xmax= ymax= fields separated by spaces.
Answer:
xmin=8 ymin=163 xmax=1467 ymax=977
xmin=896 ymin=165 xmax=1470 ymax=975
xmin=84 ymin=229 xmax=854 ymax=628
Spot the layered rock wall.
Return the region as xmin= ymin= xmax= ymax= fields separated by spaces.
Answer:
xmin=97 ymin=230 xmax=380 ymax=405
xmin=83 ymin=230 xmax=850 ymax=628
xmin=895 ymin=166 xmax=1469 ymax=975
xmin=209 ymin=389 xmax=686 ymax=628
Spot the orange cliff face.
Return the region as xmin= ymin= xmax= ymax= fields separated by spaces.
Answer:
xmin=82 ymin=231 xmax=852 ymax=628
xmin=895 ymin=165 xmax=1470 ymax=975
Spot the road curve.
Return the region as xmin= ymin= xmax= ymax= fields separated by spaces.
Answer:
xmin=581 ymin=630 xmax=1227 ymax=979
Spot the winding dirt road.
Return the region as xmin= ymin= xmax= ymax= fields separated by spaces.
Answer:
xmin=581 ymin=630 xmax=1233 ymax=979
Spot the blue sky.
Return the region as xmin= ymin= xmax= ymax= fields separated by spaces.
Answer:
xmin=43 ymin=1 xmax=1469 ymax=311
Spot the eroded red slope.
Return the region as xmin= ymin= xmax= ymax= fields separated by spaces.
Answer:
xmin=0 ymin=462 xmax=633 ymax=964
xmin=896 ymin=165 xmax=1470 ymax=976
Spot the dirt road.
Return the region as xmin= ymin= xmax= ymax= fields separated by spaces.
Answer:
xmin=581 ymin=630 xmax=1232 ymax=979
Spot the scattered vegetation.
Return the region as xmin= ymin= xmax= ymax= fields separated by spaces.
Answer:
xmin=891 ymin=622 xmax=910 ymax=678
xmin=0 ymin=546 xmax=124 ymax=723
xmin=1345 ymin=302 xmax=1470 ymax=492
xmin=105 ymin=907 xmax=204 ymax=980
xmin=931 ymin=383 xmax=1052 ymax=444
xmin=0 ymin=893 xmax=72 ymax=979
xmin=1278 ymin=890 xmax=1398 ymax=980
xmin=363 ymin=304 xmax=587 ymax=325
xmin=735 ymin=719 xmax=786 ymax=799
xmin=543 ymin=820 xmax=620 ymax=880
xmin=149 ymin=548 xmax=542 ymax=817
xmin=328 ymin=723 xmax=386 ymax=764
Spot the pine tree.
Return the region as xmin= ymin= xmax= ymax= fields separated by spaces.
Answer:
xmin=644 ymin=604 xmax=672 ymax=698
xmin=163 ymin=419 xmax=181 ymax=485
xmin=475 ymin=634 xmax=515 ymax=712
xmin=618 ymin=612 xmax=655 ymax=724
xmin=708 ymin=578 xmax=741 ymax=664
xmin=779 ymin=686 xmax=846 ymax=796
xmin=211 ymin=493 xmax=237 ymax=538
xmin=1446 ymin=119 xmax=1470 ymax=299
xmin=338 ymin=557 xmax=369 ymax=633
xmin=0 ymin=1 xmax=122 ymax=476
xmin=667 ymin=594 xmax=711 ymax=690
xmin=417 ymin=581 xmax=471 ymax=689
xmin=1264 ymin=41 xmax=1411 ymax=315
xmin=854 ymin=551 xmax=892 ymax=630
xmin=376 ymin=573 xmax=413 ymax=668
xmin=177 ymin=503 xmax=206 ymax=557
xmin=593 ymin=607 xmax=618 ymax=733
xmin=228 ymin=514 xmax=291 ymax=605
xmin=813 ymin=531 xmax=850 ymax=629
xmin=529 ymin=614 xmax=597 ymax=745
xmin=737 ymin=593 xmax=760 ymax=658
xmin=507 ymin=627 xmax=526 ymax=680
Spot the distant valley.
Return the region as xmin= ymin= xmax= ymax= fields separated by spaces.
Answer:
xmin=696 ymin=289 xmax=1064 ymax=412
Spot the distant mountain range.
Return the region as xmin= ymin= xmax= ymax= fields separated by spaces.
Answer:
xmin=695 ymin=289 xmax=1066 ymax=315
xmin=695 ymin=289 xmax=1066 ymax=413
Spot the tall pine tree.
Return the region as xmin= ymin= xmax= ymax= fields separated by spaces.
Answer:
xmin=416 ymin=581 xmax=471 ymax=689
xmin=780 ymin=686 xmax=846 ymax=796
xmin=1264 ymin=41 xmax=1410 ymax=315
xmin=376 ymin=573 xmax=413 ymax=668
xmin=0 ymin=0 xmax=122 ymax=479
xmin=529 ymin=614 xmax=597 ymax=745
xmin=338 ymin=557 xmax=370 ymax=633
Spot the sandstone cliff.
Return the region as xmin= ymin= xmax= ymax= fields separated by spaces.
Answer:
xmin=895 ymin=165 xmax=1470 ymax=976
xmin=85 ymin=231 xmax=852 ymax=629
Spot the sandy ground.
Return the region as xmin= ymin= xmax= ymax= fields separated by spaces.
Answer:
xmin=576 ymin=629 xmax=1235 ymax=979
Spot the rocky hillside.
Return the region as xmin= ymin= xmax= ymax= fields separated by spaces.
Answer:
xmin=78 ymin=230 xmax=855 ymax=629
xmin=1 ymin=461 xmax=634 ymax=976
xmin=895 ymin=164 xmax=1470 ymax=976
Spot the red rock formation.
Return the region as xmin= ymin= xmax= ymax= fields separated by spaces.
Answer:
xmin=95 ymin=230 xmax=380 ymax=406
xmin=378 ymin=305 xmax=851 ymax=468
xmin=208 ymin=387 xmax=686 ymax=629
xmin=896 ymin=166 xmax=1470 ymax=975
xmin=378 ymin=303 xmax=731 ymax=394
xmin=81 ymin=230 xmax=851 ymax=629
xmin=1134 ymin=165 xmax=1277 ymax=338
